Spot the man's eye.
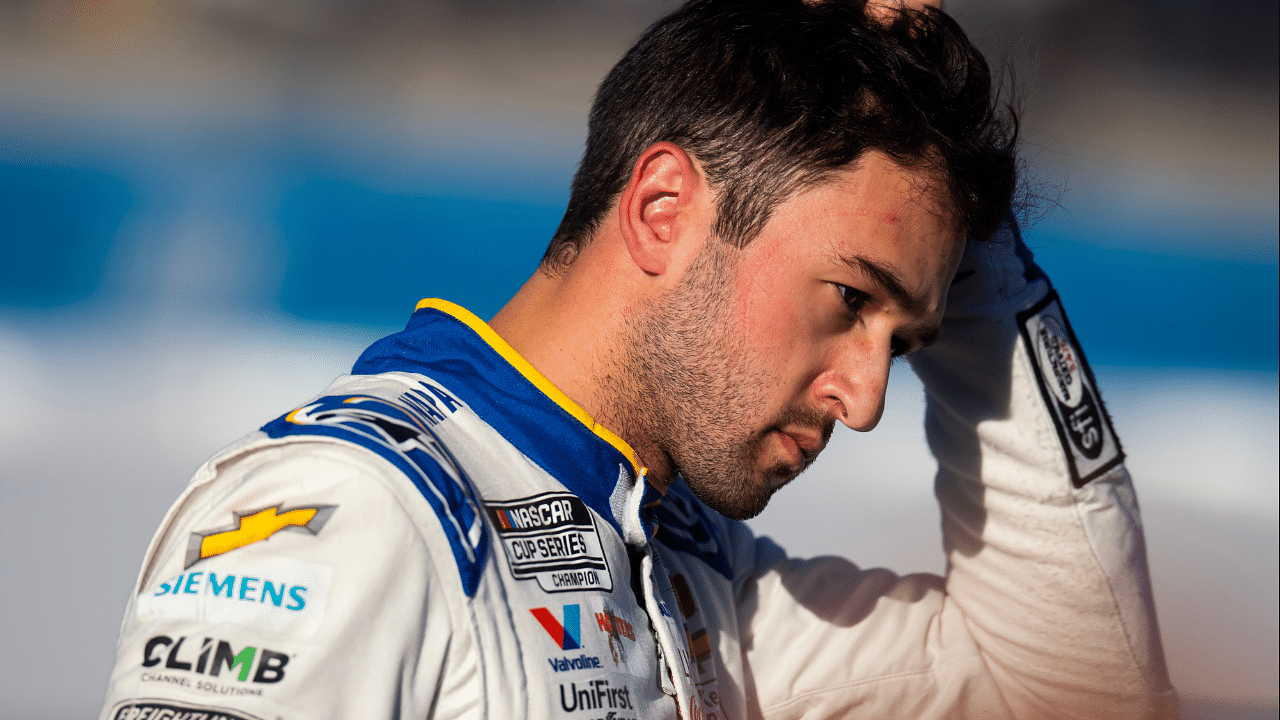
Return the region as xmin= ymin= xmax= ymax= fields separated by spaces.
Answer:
xmin=836 ymin=284 xmax=870 ymax=315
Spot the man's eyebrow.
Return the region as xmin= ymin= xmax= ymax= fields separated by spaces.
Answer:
xmin=840 ymin=254 xmax=927 ymax=316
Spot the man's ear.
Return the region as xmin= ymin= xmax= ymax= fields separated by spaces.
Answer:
xmin=618 ymin=142 xmax=707 ymax=277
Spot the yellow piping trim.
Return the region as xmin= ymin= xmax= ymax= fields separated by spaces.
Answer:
xmin=415 ymin=298 xmax=643 ymax=478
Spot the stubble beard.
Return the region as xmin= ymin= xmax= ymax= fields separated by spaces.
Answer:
xmin=607 ymin=240 xmax=831 ymax=520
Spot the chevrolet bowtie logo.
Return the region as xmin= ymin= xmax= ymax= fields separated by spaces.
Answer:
xmin=184 ymin=505 xmax=336 ymax=568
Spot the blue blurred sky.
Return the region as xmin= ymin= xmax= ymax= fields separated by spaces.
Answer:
xmin=1 ymin=129 xmax=1275 ymax=370
xmin=1 ymin=0 xmax=1275 ymax=370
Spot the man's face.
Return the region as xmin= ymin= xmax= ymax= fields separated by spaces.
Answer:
xmin=625 ymin=151 xmax=965 ymax=519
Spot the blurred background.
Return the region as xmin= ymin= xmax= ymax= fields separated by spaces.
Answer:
xmin=0 ymin=1 xmax=1275 ymax=718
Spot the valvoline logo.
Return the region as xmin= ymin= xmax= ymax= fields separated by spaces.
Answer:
xmin=531 ymin=605 xmax=581 ymax=650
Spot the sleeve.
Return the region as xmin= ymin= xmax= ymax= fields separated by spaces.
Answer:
xmin=740 ymin=221 xmax=1178 ymax=720
xmin=97 ymin=437 xmax=480 ymax=720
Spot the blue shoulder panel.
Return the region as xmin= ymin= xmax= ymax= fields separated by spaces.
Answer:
xmin=261 ymin=394 xmax=489 ymax=597
xmin=350 ymin=305 xmax=629 ymax=537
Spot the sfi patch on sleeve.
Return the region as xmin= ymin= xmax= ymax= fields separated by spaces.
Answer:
xmin=1018 ymin=291 xmax=1124 ymax=488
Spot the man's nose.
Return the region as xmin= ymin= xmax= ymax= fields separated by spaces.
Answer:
xmin=814 ymin=338 xmax=892 ymax=432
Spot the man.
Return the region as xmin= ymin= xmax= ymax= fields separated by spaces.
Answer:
xmin=99 ymin=1 xmax=1177 ymax=718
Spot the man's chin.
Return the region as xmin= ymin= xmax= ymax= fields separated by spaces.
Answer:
xmin=694 ymin=490 xmax=773 ymax=521
xmin=682 ymin=469 xmax=795 ymax=521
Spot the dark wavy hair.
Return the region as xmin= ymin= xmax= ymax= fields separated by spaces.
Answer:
xmin=542 ymin=0 xmax=1018 ymax=271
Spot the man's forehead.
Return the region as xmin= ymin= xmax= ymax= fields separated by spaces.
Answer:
xmin=794 ymin=151 xmax=955 ymax=221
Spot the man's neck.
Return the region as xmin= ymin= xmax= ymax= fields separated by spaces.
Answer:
xmin=488 ymin=252 xmax=675 ymax=487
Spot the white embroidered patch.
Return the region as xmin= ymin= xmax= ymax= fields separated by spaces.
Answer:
xmin=1019 ymin=292 xmax=1124 ymax=487
xmin=486 ymin=492 xmax=614 ymax=593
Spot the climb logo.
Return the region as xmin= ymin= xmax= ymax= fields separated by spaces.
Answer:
xmin=531 ymin=605 xmax=581 ymax=650
xmin=140 ymin=635 xmax=289 ymax=685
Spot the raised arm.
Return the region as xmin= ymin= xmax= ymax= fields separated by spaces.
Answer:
xmin=907 ymin=220 xmax=1176 ymax=717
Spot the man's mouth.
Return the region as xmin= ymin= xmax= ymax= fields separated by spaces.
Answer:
xmin=772 ymin=428 xmax=827 ymax=471
xmin=782 ymin=430 xmax=823 ymax=459
xmin=761 ymin=408 xmax=836 ymax=487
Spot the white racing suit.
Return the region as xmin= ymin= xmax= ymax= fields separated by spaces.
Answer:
xmin=99 ymin=225 xmax=1177 ymax=719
